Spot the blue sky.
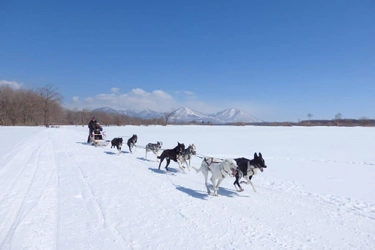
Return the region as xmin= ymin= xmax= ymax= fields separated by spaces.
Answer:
xmin=1 ymin=0 xmax=374 ymax=122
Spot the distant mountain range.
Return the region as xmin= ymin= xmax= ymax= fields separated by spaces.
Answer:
xmin=92 ymin=107 xmax=263 ymax=124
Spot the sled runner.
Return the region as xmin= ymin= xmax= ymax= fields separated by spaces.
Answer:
xmin=89 ymin=131 xmax=110 ymax=147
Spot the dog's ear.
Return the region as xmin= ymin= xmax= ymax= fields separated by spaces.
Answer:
xmin=259 ymin=152 xmax=262 ymax=158
xmin=254 ymin=152 xmax=258 ymax=158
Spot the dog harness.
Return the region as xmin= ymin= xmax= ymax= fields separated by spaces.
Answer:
xmin=246 ymin=159 xmax=258 ymax=176
xmin=204 ymin=158 xmax=235 ymax=178
xmin=220 ymin=167 xmax=231 ymax=178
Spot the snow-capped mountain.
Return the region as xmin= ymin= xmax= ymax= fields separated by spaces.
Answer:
xmin=92 ymin=107 xmax=262 ymax=124
xmin=213 ymin=108 xmax=262 ymax=123
xmin=118 ymin=109 xmax=138 ymax=118
xmin=92 ymin=107 xmax=119 ymax=114
xmin=168 ymin=107 xmax=222 ymax=124
xmin=137 ymin=109 xmax=164 ymax=119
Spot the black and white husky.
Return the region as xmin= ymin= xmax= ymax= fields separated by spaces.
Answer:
xmin=127 ymin=134 xmax=137 ymax=153
xmin=233 ymin=153 xmax=267 ymax=192
xmin=145 ymin=141 xmax=163 ymax=159
xmin=157 ymin=142 xmax=185 ymax=171
xmin=177 ymin=144 xmax=196 ymax=171
xmin=111 ymin=137 xmax=123 ymax=154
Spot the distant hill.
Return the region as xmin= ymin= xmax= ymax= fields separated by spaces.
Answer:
xmin=93 ymin=107 xmax=164 ymax=120
xmin=118 ymin=109 xmax=164 ymax=120
xmin=92 ymin=107 xmax=262 ymax=124
xmin=168 ymin=107 xmax=223 ymax=124
xmin=213 ymin=108 xmax=262 ymax=123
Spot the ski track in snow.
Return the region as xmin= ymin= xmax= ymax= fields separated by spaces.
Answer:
xmin=53 ymin=129 xmax=130 ymax=249
xmin=0 ymin=133 xmax=56 ymax=249
xmin=0 ymin=126 xmax=374 ymax=249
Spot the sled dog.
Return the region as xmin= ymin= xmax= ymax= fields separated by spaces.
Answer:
xmin=145 ymin=141 xmax=163 ymax=159
xmin=233 ymin=153 xmax=267 ymax=192
xmin=157 ymin=142 xmax=185 ymax=171
xmin=177 ymin=144 xmax=196 ymax=171
xmin=111 ymin=137 xmax=123 ymax=154
xmin=127 ymin=134 xmax=137 ymax=153
xmin=193 ymin=157 xmax=238 ymax=196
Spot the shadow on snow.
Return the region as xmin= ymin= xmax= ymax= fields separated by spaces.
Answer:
xmin=137 ymin=157 xmax=157 ymax=162
xmin=175 ymin=185 xmax=208 ymax=200
xmin=148 ymin=167 xmax=180 ymax=174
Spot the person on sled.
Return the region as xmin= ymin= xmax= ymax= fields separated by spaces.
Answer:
xmin=88 ymin=117 xmax=97 ymax=143
xmin=93 ymin=122 xmax=103 ymax=140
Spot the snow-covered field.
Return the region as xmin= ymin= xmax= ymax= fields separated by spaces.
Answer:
xmin=0 ymin=125 xmax=374 ymax=250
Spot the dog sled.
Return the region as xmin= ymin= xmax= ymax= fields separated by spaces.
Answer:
xmin=89 ymin=131 xmax=110 ymax=147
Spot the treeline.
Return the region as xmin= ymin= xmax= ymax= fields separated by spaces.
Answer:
xmin=297 ymin=119 xmax=375 ymax=127
xmin=65 ymin=110 xmax=165 ymax=126
xmin=0 ymin=84 xmax=64 ymax=126
xmin=0 ymin=85 xmax=165 ymax=126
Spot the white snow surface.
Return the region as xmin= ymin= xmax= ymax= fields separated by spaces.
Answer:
xmin=0 ymin=125 xmax=374 ymax=250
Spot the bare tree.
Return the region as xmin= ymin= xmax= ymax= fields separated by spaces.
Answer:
xmin=19 ymin=89 xmax=43 ymax=125
xmin=334 ymin=112 xmax=342 ymax=120
xmin=307 ymin=113 xmax=313 ymax=120
xmin=37 ymin=85 xmax=62 ymax=126
xmin=0 ymin=85 xmax=16 ymax=125
xmin=164 ymin=110 xmax=174 ymax=125
xmin=0 ymin=86 xmax=9 ymax=125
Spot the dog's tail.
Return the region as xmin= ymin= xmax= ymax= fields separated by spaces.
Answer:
xmin=191 ymin=165 xmax=201 ymax=173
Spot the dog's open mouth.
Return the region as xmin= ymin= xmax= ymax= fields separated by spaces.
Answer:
xmin=259 ymin=167 xmax=264 ymax=172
